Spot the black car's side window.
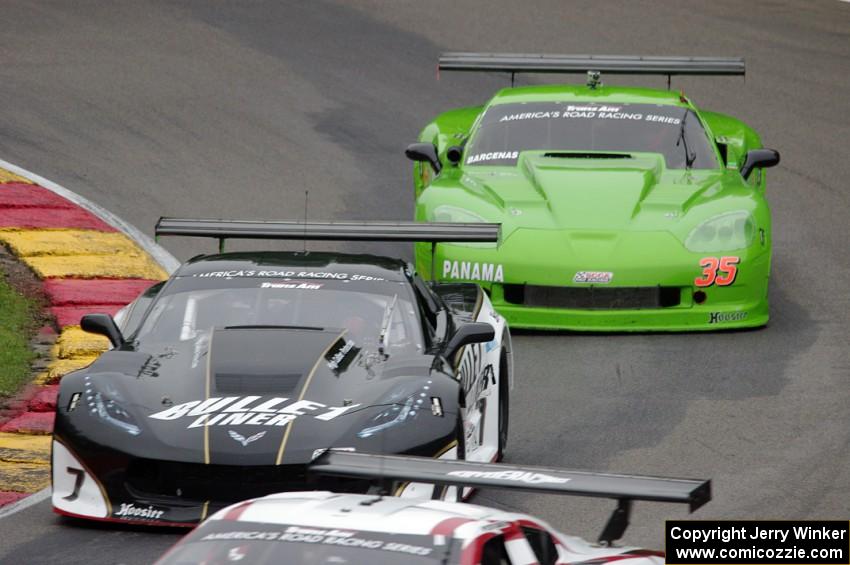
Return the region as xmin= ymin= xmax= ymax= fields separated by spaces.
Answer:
xmin=120 ymin=281 xmax=166 ymax=337
xmin=411 ymin=275 xmax=444 ymax=344
xmin=521 ymin=526 xmax=558 ymax=565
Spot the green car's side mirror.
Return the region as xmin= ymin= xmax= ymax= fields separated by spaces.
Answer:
xmin=740 ymin=148 xmax=780 ymax=180
xmin=81 ymin=313 xmax=125 ymax=348
xmin=444 ymin=322 xmax=495 ymax=360
xmin=405 ymin=142 xmax=442 ymax=174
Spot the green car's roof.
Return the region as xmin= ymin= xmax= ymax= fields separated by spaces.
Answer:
xmin=488 ymin=84 xmax=690 ymax=107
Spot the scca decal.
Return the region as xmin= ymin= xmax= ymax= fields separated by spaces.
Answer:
xmin=149 ymin=396 xmax=361 ymax=429
xmin=695 ymin=256 xmax=739 ymax=287
xmin=573 ymin=271 xmax=613 ymax=284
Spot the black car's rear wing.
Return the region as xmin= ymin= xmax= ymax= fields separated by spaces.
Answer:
xmin=155 ymin=218 xmax=500 ymax=252
xmin=439 ymin=52 xmax=745 ymax=87
xmin=310 ymin=451 xmax=711 ymax=545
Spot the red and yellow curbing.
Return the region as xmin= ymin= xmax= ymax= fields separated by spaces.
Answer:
xmin=0 ymin=169 xmax=168 ymax=506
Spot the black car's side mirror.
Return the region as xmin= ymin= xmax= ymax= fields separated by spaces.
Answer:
xmin=405 ymin=142 xmax=442 ymax=174
xmin=740 ymin=148 xmax=780 ymax=180
xmin=81 ymin=313 xmax=125 ymax=348
xmin=445 ymin=322 xmax=495 ymax=360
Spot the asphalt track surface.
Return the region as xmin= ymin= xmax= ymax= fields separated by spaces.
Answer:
xmin=1 ymin=1 xmax=849 ymax=563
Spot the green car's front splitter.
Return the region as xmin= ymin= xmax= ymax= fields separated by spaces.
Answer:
xmin=487 ymin=295 xmax=768 ymax=332
xmin=416 ymin=235 xmax=770 ymax=332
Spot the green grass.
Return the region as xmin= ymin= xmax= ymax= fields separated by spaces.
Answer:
xmin=0 ymin=270 xmax=37 ymax=397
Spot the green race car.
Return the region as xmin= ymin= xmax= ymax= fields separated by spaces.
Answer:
xmin=408 ymin=54 xmax=780 ymax=331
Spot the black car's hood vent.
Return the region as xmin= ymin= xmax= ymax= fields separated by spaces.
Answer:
xmin=210 ymin=327 xmax=342 ymax=394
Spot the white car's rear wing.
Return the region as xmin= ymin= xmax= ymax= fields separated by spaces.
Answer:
xmin=310 ymin=451 xmax=710 ymax=544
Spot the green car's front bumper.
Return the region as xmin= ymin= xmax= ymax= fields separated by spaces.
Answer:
xmin=416 ymin=229 xmax=770 ymax=332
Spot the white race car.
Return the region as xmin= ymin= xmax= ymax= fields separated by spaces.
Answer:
xmin=155 ymin=452 xmax=710 ymax=565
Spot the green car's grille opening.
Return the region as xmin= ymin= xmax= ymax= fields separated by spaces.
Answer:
xmin=503 ymin=285 xmax=682 ymax=310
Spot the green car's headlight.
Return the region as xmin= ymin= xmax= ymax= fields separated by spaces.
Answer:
xmin=433 ymin=205 xmax=497 ymax=248
xmin=685 ymin=211 xmax=755 ymax=252
xmin=433 ymin=204 xmax=486 ymax=223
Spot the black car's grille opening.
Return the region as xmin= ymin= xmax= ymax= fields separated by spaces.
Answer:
xmin=125 ymin=459 xmax=372 ymax=504
xmin=503 ymin=285 xmax=682 ymax=310
xmin=215 ymin=372 xmax=302 ymax=394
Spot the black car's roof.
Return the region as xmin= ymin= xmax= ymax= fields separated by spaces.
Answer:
xmin=174 ymin=251 xmax=410 ymax=282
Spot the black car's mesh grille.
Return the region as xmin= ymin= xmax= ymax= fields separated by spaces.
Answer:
xmin=504 ymin=285 xmax=682 ymax=310
xmin=124 ymin=459 xmax=371 ymax=503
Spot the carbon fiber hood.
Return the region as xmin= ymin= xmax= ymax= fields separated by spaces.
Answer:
xmin=58 ymin=327 xmax=458 ymax=466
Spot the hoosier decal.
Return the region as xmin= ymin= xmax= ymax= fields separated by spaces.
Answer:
xmin=709 ymin=311 xmax=748 ymax=324
xmin=149 ymin=396 xmax=361 ymax=429
xmin=442 ymin=260 xmax=504 ymax=283
xmin=114 ymin=503 xmax=165 ymax=521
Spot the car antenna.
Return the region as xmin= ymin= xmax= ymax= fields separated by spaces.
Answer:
xmin=676 ymin=108 xmax=696 ymax=170
xmin=302 ymin=190 xmax=309 ymax=253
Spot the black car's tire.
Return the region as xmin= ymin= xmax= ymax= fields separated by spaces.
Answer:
xmin=496 ymin=344 xmax=510 ymax=462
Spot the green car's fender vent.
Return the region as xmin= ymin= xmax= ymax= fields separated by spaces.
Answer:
xmin=504 ymin=285 xmax=682 ymax=310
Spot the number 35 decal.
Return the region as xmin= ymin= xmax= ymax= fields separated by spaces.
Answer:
xmin=695 ymin=256 xmax=740 ymax=287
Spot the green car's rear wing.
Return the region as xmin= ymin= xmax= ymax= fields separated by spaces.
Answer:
xmin=156 ymin=217 xmax=500 ymax=254
xmin=438 ymin=53 xmax=745 ymax=87
xmin=310 ymin=450 xmax=711 ymax=545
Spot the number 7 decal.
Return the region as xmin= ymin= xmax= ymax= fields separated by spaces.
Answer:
xmin=695 ymin=256 xmax=739 ymax=287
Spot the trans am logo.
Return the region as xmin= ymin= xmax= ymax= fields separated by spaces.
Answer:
xmin=573 ymin=271 xmax=613 ymax=284
xmin=448 ymin=470 xmax=570 ymax=485
xmin=149 ymin=396 xmax=361 ymax=429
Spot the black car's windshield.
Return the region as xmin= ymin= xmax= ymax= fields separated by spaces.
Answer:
xmin=134 ymin=275 xmax=423 ymax=355
xmin=157 ymin=521 xmax=457 ymax=565
xmin=465 ymin=101 xmax=717 ymax=169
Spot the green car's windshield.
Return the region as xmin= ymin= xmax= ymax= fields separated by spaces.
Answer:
xmin=466 ymin=101 xmax=717 ymax=169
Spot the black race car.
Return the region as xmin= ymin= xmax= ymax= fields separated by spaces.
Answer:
xmin=51 ymin=220 xmax=512 ymax=526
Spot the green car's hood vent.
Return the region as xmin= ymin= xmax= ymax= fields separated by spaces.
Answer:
xmin=543 ymin=152 xmax=633 ymax=160
xmin=462 ymin=154 xmax=725 ymax=233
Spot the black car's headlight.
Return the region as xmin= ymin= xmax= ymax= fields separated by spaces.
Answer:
xmin=357 ymin=396 xmax=423 ymax=438
xmin=87 ymin=391 xmax=141 ymax=436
